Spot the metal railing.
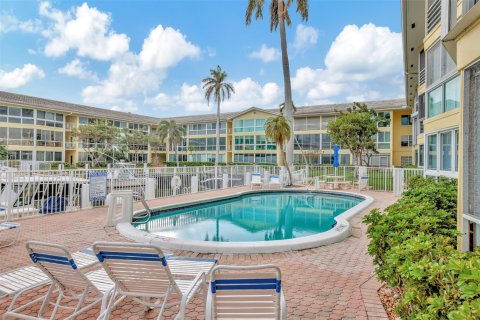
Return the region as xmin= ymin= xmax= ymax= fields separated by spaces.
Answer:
xmin=0 ymin=165 xmax=425 ymax=221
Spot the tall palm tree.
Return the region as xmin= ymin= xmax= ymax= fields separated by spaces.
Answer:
xmin=246 ymin=0 xmax=309 ymax=165
xmin=157 ymin=120 xmax=186 ymax=167
xmin=264 ymin=115 xmax=293 ymax=185
xmin=202 ymin=65 xmax=235 ymax=167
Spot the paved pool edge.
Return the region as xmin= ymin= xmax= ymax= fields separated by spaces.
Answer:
xmin=117 ymin=189 xmax=374 ymax=254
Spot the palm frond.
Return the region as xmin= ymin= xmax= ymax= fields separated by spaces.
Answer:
xmin=269 ymin=0 xmax=279 ymax=31
xmin=296 ymin=0 xmax=309 ymax=21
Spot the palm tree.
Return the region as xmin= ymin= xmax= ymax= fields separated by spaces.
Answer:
xmin=202 ymin=65 xmax=235 ymax=167
xmin=246 ymin=0 xmax=309 ymax=164
xmin=157 ymin=120 xmax=186 ymax=167
xmin=264 ymin=115 xmax=293 ymax=185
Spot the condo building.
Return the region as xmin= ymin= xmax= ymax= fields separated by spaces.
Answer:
xmin=402 ymin=0 xmax=480 ymax=249
xmin=0 ymin=91 xmax=411 ymax=168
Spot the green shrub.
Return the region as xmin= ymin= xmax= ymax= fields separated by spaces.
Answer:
xmin=362 ymin=176 xmax=480 ymax=319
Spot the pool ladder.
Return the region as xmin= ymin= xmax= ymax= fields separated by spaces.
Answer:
xmin=131 ymin=191 xmax=152 ymax=224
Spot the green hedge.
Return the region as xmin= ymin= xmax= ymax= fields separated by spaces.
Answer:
xmin=364 ymin=176 xmax=480 ymax=319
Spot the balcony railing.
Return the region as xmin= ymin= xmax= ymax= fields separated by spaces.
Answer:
xmin=65 ymin=142 xmax=76 ymax=149
xmin=65 ymin=122 xmax=77 ymax=130
xmin=427 ymin=0 xmax=441 ymax=33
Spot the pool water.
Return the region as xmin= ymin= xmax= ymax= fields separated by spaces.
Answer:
xmin=136 ymin=192 xmax=362 ymax=242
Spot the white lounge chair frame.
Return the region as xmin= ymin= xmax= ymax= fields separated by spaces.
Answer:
xmin=92 ymin=241 xmax=207 ymax=320
xmin=206 ymin=264 xmax=286 ymax=320
xmin=3 ymin=241 xmax=110 ymax=320
xmin=251 ymin=173 xmax=263 ymax=189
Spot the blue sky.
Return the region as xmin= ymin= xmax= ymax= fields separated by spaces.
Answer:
xmin=0 ymin=0 xmax=404 ymax=117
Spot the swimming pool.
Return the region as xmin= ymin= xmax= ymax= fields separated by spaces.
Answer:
xmin=135 ymin=191 xmax=362 ymax=242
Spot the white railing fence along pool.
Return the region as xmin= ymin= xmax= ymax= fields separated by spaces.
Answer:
xmin=0 ymin=165 xmax=423 ymax=221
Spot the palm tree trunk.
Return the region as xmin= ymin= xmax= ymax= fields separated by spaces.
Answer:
xmin=215 ymin=98 xmax=220 ymax=167
xmin=278 ymin=0 xmax=294 ymax=167
xmin=215 ymin=97 xmax=220 ymax=189
xmin=279 ymin=143 xmax=293 ymax=186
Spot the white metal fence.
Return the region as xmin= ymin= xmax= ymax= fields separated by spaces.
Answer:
xmin=0 ymin=165 xmax=424 ymax=221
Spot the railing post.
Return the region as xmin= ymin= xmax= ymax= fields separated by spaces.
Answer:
xmin=5 ymin=171 xmax=13 ymax=222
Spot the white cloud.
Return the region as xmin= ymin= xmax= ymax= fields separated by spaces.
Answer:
xmin=0 ymin=64 xmax=45 ymax=90
xmin=293 ymin=25 xmax=318 ymax=51
xmin=139 ymin=25 xmax=200 ymax=69
xmin=0 ymin=12 xmax=42 ymax=33
xmin=39 ymin=2 xmax=130 ymax=60
xmin=58 ymin=59 xmax=98 ymax=81
xmin=324 ymin=23 xmax=402 ymax=81
xmin=292 ymin=23 xmax=403 ymax=104
xmin=146 ymin=78 xmax=281 ymax=114
xmin=249 ymin=44 xmax=280 ymax=63
xmin=82 ymin=25 xmax=200 ymax=109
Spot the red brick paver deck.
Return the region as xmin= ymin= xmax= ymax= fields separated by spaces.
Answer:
xmin=0 ymin=188 xmax=394 ymax=319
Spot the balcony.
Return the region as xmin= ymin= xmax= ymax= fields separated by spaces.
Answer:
xmin=65 ymin=122 xmax=77 ymax=130
xmin=65 ymin=142 xmax=76 ymax=149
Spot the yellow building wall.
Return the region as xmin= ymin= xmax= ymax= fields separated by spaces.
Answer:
xmin=456 ymin=20 xmax=480 ymax=70
xmin=423 ymin=108 xmax=461 ymax=133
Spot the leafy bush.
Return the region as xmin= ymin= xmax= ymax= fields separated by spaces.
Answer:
xmin=363 ymin=176 xmax=480 ymax=319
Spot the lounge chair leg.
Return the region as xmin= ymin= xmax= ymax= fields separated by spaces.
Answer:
xmin=38 ymin=284 xmax=55 ymax=317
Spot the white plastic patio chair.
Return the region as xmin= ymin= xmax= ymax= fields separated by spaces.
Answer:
xmin=92 ymin=241 xmax=207 ymax=320
xmin=251 ymin=173 xmax=263 ymax=189
xmin=268 ymin=175 xmax=283 ymax=189
xmin=206 ymin=264 xmax=286 ymax=320
xmin=3 ymin=241 xmax=111 ymax=320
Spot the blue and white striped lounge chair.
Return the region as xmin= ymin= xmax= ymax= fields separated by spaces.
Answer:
xmin=92 ymin=242 xmax=208 ymax=320
xmin=206 ymin=264 xmax=286 ymax=320
xmin=251 ymin=173 xmax=263 ymax=189
xmin=3 ymin=241 xmax=113 ymax=320
xmin=0 ymin=222 xmax=20 ymax=248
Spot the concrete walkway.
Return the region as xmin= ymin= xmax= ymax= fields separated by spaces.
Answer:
xmin=0 ymin=187 xmax=394 ymax=319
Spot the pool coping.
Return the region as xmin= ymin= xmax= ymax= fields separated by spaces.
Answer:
xmin=116 ymin=189 xmax=374 ymax=254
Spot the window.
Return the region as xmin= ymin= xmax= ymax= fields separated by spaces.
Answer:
xmin=233 ymin=119 xmax=264 ymax=133
xmin=426 ymin=128 xmax=459 ymax=174
xmin=444 ymin=76 xmax=461 ymax=112
xmin=3 ymin=128 xmax=34 ymax=146
xmin=321 ymin=134 xmax=333 ymax=149
xmin=401 ymin=115 xmax=412 ymax=125
xmin=0 ymin=106 xmax=34 ymax=124
xmin=401 ymin=156 xmax=413 ymax=167
xmin=427 ymin=75 xmax=461 ymax=118
xmin=293 ymin=117 xmax=320 ymax=131
xmin=294 ymin=134 xmax=321 ymax=150
xmin=377 ymin=132 xmax=391 ymax=149
xmin=188 ymin=137 xmax=226 ymax=151
xmin=37 ymin=111 xmax=64 ymax=127
xmin=37 ymin=151 xmax=63 ymax=162
xmin=427 ymin=42 xmax=442 ymax=86
xmin=440 ymin=131 xmax=452 ymax=171
xmin=427 ymin=135 xmax=437 ymax=170
xmin=377 ymin=112 xmax=391 ymax=127
xmin=419 ymin=145 xmax=425 ymax=167
xmin=36 ymin=130 xmax=64 ymax=147
xmin=418 ymin=94 xmax=426 ymax=119
xmin=321 ymin=116 xmax=335 ymax=130
xmin=401 ymin=135 xmax=413 ymax=147
xmin=427 ymin=42 xmax=456 ymax=87
xmin=428 ymin=86 xmax=443 ymax=117
xmin=369 ymin=154 xmax=390 ymax=167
